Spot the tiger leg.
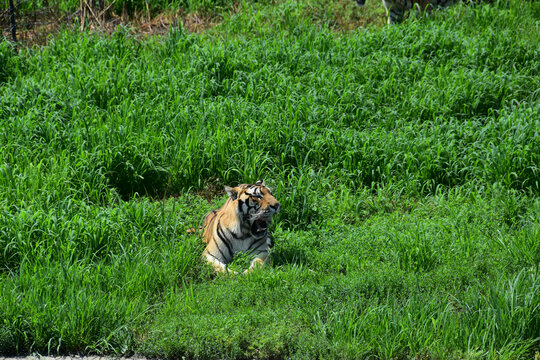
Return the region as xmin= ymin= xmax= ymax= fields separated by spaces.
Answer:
xmin=204 ymin=253 xmax=237 ymax=274
xmin=244 ymin=252 xmax=269 ymax=274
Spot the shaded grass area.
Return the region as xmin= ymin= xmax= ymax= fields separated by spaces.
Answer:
xmin=13 ymin=0 xmax=239 ymax=15
xmin=16 ymin=0 xmax=383 ymax=21
xmin=1 ymin=0 xmax=540 ymax=358
xmin=12 ymin=0 xmax=387 ymax=34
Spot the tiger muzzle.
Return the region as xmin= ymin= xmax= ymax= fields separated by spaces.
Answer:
xmin=250 ymin=208 xmax=278 ymax=236
xmin=251 ymin=219 xmax=269 ymax=235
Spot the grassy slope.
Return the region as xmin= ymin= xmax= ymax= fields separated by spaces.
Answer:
xmin=1 ymin=0 xmax=540 ymax=358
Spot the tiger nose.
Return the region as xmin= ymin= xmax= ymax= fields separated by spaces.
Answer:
xmin=271 ymin=203 xmax=281 ymax=214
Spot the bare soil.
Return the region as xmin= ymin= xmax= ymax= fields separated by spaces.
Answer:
xmin=0 ymin=356 xmax=150 ymax=360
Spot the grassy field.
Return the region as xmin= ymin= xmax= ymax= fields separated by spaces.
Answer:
xmin=1 ymin=0 xmax=540 ymax=358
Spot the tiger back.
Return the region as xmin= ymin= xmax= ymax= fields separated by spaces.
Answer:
xmin=202 ymin=179 xmax=280 ymax=274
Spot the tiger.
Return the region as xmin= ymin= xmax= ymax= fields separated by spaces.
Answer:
xmin=201 ymin=179 xmax=281 ymax=274
xmin=355 ymin=0 xmax=460 ymax=24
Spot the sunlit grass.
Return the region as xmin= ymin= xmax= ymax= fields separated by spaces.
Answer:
xmin=1 ymin=0 xmax=539 ymax=358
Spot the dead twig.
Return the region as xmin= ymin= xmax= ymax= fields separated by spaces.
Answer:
xmin=83 ymin=0 xmax=103 ymax=26
xmin=97 ymin=0 xmax=116 ymax=20
xmin=79 ymin=0 xmax=85 ymax=30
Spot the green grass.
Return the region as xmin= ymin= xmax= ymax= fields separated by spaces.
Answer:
xmin=1 ymin=0 xmax=540 ymax=358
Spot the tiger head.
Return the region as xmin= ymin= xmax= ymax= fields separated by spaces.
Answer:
xmin=224 ymin=179 xmax=281 ymax=237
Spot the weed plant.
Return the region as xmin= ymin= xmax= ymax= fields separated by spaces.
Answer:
xmin=1 ymin=0 xmax=539 ymax=358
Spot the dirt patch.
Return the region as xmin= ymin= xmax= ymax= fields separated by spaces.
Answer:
xmin=85 ymin=10 xmax=224 ymax=37
xmin=0 ymin=357 xmax=149 ymax=360
xmin=2 ymin=1 xmax=384 ymax=47
xmin=192 ymin=177 xmax=225 ymax=202
xmin=1 ymin=5 xmax=225 ymax=47
xmin=303 ymin=0 xmax=385 ymax=30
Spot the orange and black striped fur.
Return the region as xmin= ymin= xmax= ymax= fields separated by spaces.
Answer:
xmin=202 ymin=179 xmax=281 ymax=274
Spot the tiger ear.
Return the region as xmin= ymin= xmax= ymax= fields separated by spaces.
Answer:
xmin=255 ymin=179 xmax=265 ymax=187
xmin=225 ymin=186 xmax=238 ymax=200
